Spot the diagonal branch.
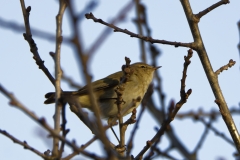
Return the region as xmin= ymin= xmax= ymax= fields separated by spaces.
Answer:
xmin=195 ymin=0 xmax=230 ymax=19
xmin=215 ymin=59 xmax=236 ymax=75
xmin=85 ymin=12 xmax=195 ymax=49
xmin=19 ymin=0 xmax=55 ymax=86
xmin=86 ymin=0 xmax=134 ymax=57
xmin=134 ymin=49 xmax=193 ymax=159
xmin=62 ymin=136 xmax=97 ymax=160
xmin=180 ymin=0 xmax=240 ymax=152
xmin=0 ymin=129 xmax=48 ymax=159
xmin=0 ymin=84 xmax=104 ymax=160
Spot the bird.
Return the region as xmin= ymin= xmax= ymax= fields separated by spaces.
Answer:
xmin=44 ymin=62 xmax=161 ymax=119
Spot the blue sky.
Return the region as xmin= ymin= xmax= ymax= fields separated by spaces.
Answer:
xmin=1 ymin=0 xmax=240 ymax=159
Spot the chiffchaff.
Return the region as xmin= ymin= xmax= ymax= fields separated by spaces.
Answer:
xmin=44 ymin=62 xmax=161 ymax=119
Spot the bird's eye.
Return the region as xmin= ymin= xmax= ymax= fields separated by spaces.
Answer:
xmin=141 ymin=65 xmax=146 ymax=68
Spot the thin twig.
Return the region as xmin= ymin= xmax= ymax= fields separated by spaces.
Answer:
xmin=62 ymin=136 xmax=98 ymax=160
xmin=0 ymin=17 xmax=72 ymax=44
xmin=115 ymin=57 xmax=133 ymax=156
xmin=192 ymin=119 xmax=212 ymax=154
xmin=151 ymin=147 xmax=178 ymax=160
xmin=144 ymin=100 xmax=175 ymax=160
xmin=199 ymin=117 xmax=234 ymax=146
xmin=126 ymin=88 xmax=151 ymax=157
xmin=134 ymin=1 xmax=146 ymax=63
xmin=0 ymin=84 xmax=104 ymax=160
xmin=237 ymin=21 xmax=240 ymax=56
xmin=195 ymin=0 xmax=230 ymax=19
xmin=59 ymin=105 xmax=69 ymax=158
xmin=134 ymin=49 xmax=193 ymax=159
xmin=215 ymin=59 xmax=236 ymax=75
xmin=0 ymin=129 xmax=48 ymax=159
xmin=49 ymin=52 xmax=82 ymax=89
xmin=85 ymin=12 xmax=195 ymax=49
xmin=176 ymin=107 xmax=240 ymax=119
xmin=19 ymin=0 xmax=56 ymax=86
xmin=68 ymin=1 xmax=114 ymax=158
xmin=86 ymin=0 xmax=134 ymax=57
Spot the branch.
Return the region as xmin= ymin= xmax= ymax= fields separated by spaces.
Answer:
xmin=19 ymin=0 xmax=55 ymax=86
xmin=151 ymin=147 xmax=178 ymax=160
xmin=199 ymin=117 xmax=234 ymax=146
xmin=114 ymin=57 xmax=136 ymax=156
xmin=192 ymin=119 xmax=212 ymax=154
xmin=62 ymin=136 xmax=97 ymax=160
xmin=215 ymin=59 xmax=236 ymax=75
xmin=180 ymin=0 xmax=240 ymax=152
xmin=85 ymin=12 xmax=195 ymax=49
xmin=59 ymin=105 xmax=69 ymax=158
xmin=195 ymin=0 xmax=230 ymax=19
xmin=0 ymin=84 xmax=104 ymax=159
xmin=68 ymin=1 xmax=114 ymax=157
xmin=52 ymin=0 xmax=67 ymax=156
xmin=134 ymin=49 xmax=193 ymax=159
xmin=86 ymin=1 xmax=134 ymax=57
xmin=0 ymin=17 xmax=72 ymax=44
xmin=176 ymin=107 xmax=240 ymax=119
xmin=134 ymin=1 xmax=147 ymax=62
xmin=126 ymin=87 xmax=152 ymax=157
xmin=238 ymin=21 xmax=240 ymax=55
xmin=49 ymin=52 xmax=82 ymax=89
xmin=0 ymin=129 xmax=48 ymax=159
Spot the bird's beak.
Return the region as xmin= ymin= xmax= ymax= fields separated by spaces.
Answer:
xmin=154 ymin=66 xmax=161 ymax=70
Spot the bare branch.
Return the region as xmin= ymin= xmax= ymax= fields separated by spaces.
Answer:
xmin=176 ymin=107 xmax=240 ymax=119
xmin=0 ymin=84 xmax=104 ymax=159
xmin=19 ymin=0 xmax=56 ymax=86
xmin=85 ymin=13 xmax=195 ymax=49
xmin=52 ymin=0 xmax=67 ymax=156
xmin=0 ymin=17 xmax=72 ymax=44
xmin=199 ymin=117 xmax=234 ymax=146
xmin=215 ymin=59 xmax=236 ymax=75
xmin=135 ymin=49 xmax=193 ymax=159
xmin=195 ymin=0 xmax=230 ymax=19
xmin=180 ymin=0 xmax=240 ymax=152
xmin=0 ymin=129 xmax=48 ymax=159
xmin=134 ymin=1 xmax=147 ymax=62
xmin=238 ymin=21 xmax=240 ymax=55
xmin=87 ymin=1 xmax=134 ymax=57
xmin=68 ymin=1 xmax=114 ymax=158
xmin=126 ymin=88 xmax=151 ymax=157
xmin=192 ymin=119 xmax=212 ymax=154
xmin=62 ymin=136 xmax=97 ymax=160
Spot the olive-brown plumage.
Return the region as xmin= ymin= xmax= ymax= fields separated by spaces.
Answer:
xmin=44 ymin=62 xmax=161 ymax=119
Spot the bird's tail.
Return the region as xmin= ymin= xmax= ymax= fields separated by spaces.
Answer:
xmin=44 ymin=92 xmax=74 ymax=104
xmin=44 ymin=92 xmax=56 ymax=104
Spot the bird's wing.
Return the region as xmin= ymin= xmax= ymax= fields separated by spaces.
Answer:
xmin=76 ymin=71 xmax=122 ymax=95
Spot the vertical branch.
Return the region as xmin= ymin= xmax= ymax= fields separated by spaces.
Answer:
xmin=134 ymin=0 xmax=146 ymax=63
xmin=180 ymin=0 xmax=240 ymax=152
xmin=237 ymin=21 xmax=240 ymax=64
xmin=139 ymin=4 xmax=192 ymax=158
xmin=115 ymin=57 xmax=133 ymax=156
xmin=52 ymin=0 xmax=67 ymax=157
xmin=68 ymin=1 xmax=114 ymax=158
xmin=59 ymin=105 xmax=69 ymax=158
xmin=19 ymin=0 xmax=56 ymax=85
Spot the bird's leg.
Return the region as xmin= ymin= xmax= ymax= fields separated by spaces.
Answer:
xmin=108 ymin=118 xmax=120 ymax=143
